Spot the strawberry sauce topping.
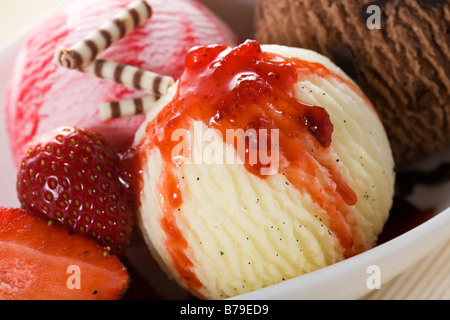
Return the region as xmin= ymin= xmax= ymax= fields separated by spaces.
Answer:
xmin=137 ymin=40 xmax=363 ymax=293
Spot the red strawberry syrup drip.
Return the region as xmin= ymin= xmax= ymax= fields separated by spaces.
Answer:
xmin=135 ymin=40 xmax=364 ymax=294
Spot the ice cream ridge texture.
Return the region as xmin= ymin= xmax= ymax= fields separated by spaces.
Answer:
xmin=133 ymin=40 xmax=395 ymax=299
xmin=4 ymin=0 xmax=239 ymax=166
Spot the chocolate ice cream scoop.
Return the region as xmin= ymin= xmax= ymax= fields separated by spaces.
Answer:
xmin=254 ymin=0 xmax=450 ymax=167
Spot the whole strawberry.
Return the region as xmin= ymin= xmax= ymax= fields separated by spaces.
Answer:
xmin=16 ymin=126 xmax=135 ymax=255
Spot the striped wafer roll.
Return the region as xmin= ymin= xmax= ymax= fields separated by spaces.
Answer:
xmin=54 ymin=0 xmax=152 ymax=69
xmin=99 ymin=95 xmax=158 ymax=120
xmin=84 ymin=59 xmax=174 ymax=96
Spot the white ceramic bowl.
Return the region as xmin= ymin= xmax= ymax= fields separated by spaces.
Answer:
xmin=1 ymin=0 xmax=449 ymax=300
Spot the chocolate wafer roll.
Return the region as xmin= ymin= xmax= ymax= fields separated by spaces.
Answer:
xmin=55 ymin=0 xmax=152 ymax=69
xmin=84 ymin=59 xmax=174 ymax=96
xmin=99 ymin=95 xmax=158 ymax=120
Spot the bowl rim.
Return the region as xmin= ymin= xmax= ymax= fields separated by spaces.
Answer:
xmin=232 ymin=206 xmax=450 ymax=299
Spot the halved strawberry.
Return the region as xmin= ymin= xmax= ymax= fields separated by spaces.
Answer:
xmin=16 ymin=127 xmax=135 ymax=255
xmin=0 ymin=206 xmax=129 ymax=300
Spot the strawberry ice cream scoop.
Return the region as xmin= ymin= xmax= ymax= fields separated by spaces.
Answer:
xmin=4 ymin=0 xmax=239 ymax=166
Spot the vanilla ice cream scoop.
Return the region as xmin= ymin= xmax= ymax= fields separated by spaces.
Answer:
xmin=132 ymin=40 xmax=395 ymax=299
